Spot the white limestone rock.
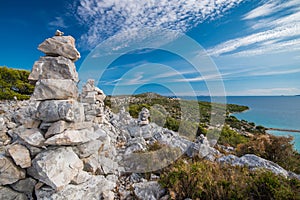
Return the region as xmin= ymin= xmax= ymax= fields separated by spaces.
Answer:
xmin=133 ymin=181 xmax=165 ymax=200
xmin=83 ymin=154 xmax=118 ymax=175
xmin=73 ymin=140 xmax=104 ymax=158
xmin=38 ymin=35 xmax=80 ymax=61
xmin=36 ymin=100 xmax=84 ymax=123
xmin=81 ymin=79 xmax=106 ymax=103
xmin=14 ymin=126 xmax=45 ymax=147
xmin=45 ymin=127 xmax=106 ymax=146
xmin=0 ymin=155 xmax=26 ymax=185
xmin=29 ymin=56 xmax=79 ymax=82
xmin=0 ymin=117 xmax=5 ymax=131
xmin=7 ymin=144 xmax=31 ymax=168
xmin=31 ymin=79 xmax=78 ymax=101
xmin=45 ymin=120 xmax=93 ymax=138
xmin=217 ymin=154 xmax=290 ymax=177
xmin=35 ymin=175 xmax=116 ymax=200
xmin=29 ymin=147 xmax=83 ymax=190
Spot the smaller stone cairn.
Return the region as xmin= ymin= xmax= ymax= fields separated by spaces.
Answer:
xmin=81 ymin=79 xmax=107 ymax=124
xmin=138 ymin=107 xmax=150 ymax=126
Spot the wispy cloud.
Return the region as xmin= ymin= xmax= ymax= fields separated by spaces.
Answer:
xmin=208 ymin=0 xmax=300 ymax=57
xmin=48 ymin=17 xmax=68 ymax=29
xmin=73 ymin=0 xmax=245 ymax=50
xmin=243 ymin=2 xmax=277 ymax=20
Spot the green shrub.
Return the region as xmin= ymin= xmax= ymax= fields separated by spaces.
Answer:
xmin=165 ymin=117 xmax=180 ymax=132
xmin=159 ymin=159 xmax=300 ymax=200
xmin=207 ymin=125 xmax=249 ymax=147
xmin=237 ymin=134 xmax=300 ymax=174
xmin=0 ymin=67 xmax=34 ymax=100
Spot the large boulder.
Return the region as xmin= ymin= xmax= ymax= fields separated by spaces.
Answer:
xmin=38 ymin=35 xmax=80 ymax=61
xmin=0 ymin=155 xmax=26 ymax=185
xmin=31 ymin=79 xmax=78 ymax=100
xmin=35 ymin=175 xmax=116 ymax=200
xmin=29 ymin=56 xmax=79 ymax=82
xmin=0 ymin=186 xmax=27 ymax=200
xmin=36 ymin=100 xmax=84 ymax=123
xmin=7 ymin=144 xmax=31 ymax=168
xmin=29 ymin=147 xmax=83 ymax=190
xmin=217 ymin=154 xmax=290 ymax=177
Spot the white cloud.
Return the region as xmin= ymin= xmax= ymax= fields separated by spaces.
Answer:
xmin=48 ymin=17 xmax=68 ymax=29
xmin=243 ymin=2 xmax=277 ymax=20
xmin=231 ymin=38 xmax=300 ymax=57
xmin=73 ymin=0 xmax=245 ymax=49
xmin=208 ymin=0 xmax=300 ymax=57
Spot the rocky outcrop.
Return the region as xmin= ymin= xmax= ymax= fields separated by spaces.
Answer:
xmin=218 ymin=154 xmax=290 ymax=177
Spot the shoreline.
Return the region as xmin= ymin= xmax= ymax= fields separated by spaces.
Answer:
xmin=266 ymin=127 xmax=300 ymax=133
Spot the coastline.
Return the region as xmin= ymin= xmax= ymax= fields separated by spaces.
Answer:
xmin=266 ymin=127 xmax=300 ymax=133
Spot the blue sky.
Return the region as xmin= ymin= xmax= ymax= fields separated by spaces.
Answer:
xmin=0 ymin=0 xmax=299 ymax=96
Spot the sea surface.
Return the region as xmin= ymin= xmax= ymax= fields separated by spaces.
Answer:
xmin=181 ymin=96 xmax=300 ymax=151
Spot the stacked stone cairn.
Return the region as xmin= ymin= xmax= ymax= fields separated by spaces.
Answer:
xmin=0 ymin=31 xmax=117 ymax=200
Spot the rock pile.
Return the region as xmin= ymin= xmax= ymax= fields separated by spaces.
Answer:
xmin=0 ymin=31 xmax=117 ymax=200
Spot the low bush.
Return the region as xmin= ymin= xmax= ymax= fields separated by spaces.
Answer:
xmin=159 ymin=159 xmax=300 ymax=200
xmin=237 ymin=134 xmax=300 ymax=174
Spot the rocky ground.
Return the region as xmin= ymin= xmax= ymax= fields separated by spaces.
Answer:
xmin=0 ymin=31 xmax=298 ymax=200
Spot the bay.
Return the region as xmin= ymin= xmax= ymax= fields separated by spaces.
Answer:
xmin=181 ymin=96 xmax=300 ymax=151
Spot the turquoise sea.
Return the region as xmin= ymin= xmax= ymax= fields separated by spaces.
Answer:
xmin=225 ymin=96 xmax=300 ymax=151
xmin=184 ymin=96 xmax=300 ymax=151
